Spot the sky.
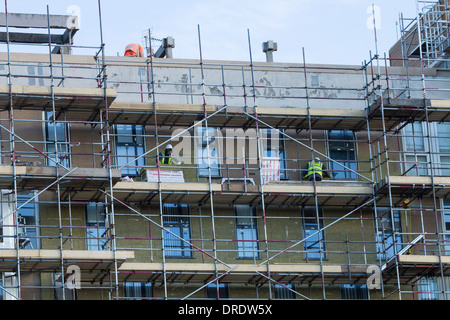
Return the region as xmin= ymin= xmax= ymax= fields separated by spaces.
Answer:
xmin=1 ymin=0 xmax=430 ymax=65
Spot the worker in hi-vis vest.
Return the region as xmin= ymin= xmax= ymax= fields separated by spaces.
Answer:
xmin=156 ymin=144 xmax=181 ymax=165
xmin=304 ymin=157 xmax=330 ymax=181
xmin=124 ymin=43 xmax=144 ymax=57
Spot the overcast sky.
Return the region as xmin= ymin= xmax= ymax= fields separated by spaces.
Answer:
xmin=2 ymin=0 xmax=429 ymax=65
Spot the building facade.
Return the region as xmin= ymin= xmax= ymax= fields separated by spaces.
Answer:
xmin=0 ymin=1 xmax=449 ymax=300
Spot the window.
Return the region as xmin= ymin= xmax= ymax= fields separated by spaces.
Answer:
xmin=341 ymin=284 xmax=368 ymax=300
xmin=404 ymin=123 xmax=428 ymax=176
xmin=206 ymin=283 xmax=229 ymax=299
xmin=17 ymin=192 xmax=39 ymax=249
xmin=302 ymin=207 xmax=325 ymax=260
xmin=442 ymin=200 xmax=450 ymax=255
xmin=328 ymin=130 xmax=356 ymax=180
xmin=86 ymin=203 xmax=108 ymax=251
xmin=417 ymin=276 xmax=450 ymax=300
xmin=261 ymin=129 xmax=288 ymax=180
xmin=311 ymin=75 xmax=319 ymax=87
xmin=403 ymin=122 xmax=450 ymax=176
xmin=124 ymin=282 xmax=153 ymax=300
xmin=53 ymin=272 xmax=76 ymax=300
xmin=44 ymin=111 xmax=70 ymax=167
xmin=274 ymin=284 xmax=296 ymax=299
xmin=436 ymin=123 xmax=450 ymax=176
xmin=375 ymin=208 xmax=402 ymax=261
xmin=196 ymin=127 xmax=222 ymax=178
xmin=114 ymin=124 xmax=145 ymax=176
xmin=163 ymin=204 xmax=192 ymax=258
xmin=0 ymin=193 xmax=4 ymax=244
xmin=235 ymin=205 xmax=259 ymax=259
xmin=0 ymin=193 xmax=14 ymax=248
xmin=417 ymin=277 xmax=439 ymax=300
xmin=0 ymin=195 xmax=4 ymax=244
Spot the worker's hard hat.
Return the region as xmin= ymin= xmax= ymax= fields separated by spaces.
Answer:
xmin=166 ymin=144 xmax=173 ymax=150
xmin=314 ymin=157 xmax=320 ymax=161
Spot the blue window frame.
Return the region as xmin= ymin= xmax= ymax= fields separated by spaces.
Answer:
xmin=86 ymin=203 xmax=108 ymax=251
xmin=124 ymin=282 xmax=153 ymax=300
xmin=115 ymin=124 xmax=145 ymax=176
xmin=437 ymin=123 xmax=450 ymax=176
xmin=443 ymin=200 xmax=450 ymax=255
xmin=417 ymin=277 xmax=439 ymax=300
xmin=206 ymin=283 xmax=229 ymax=299
xmin=17 ymin=192 xmax=39 ymax=249
xmin=274 ymin=284 xmax=296 ymax=299
xmin=53 ymin=273 xmax=76 ymax=300
xmin=403 ymin=122 xmax=450 ymax=176
xmin=302 ymin=207 xmax=325 ymax=260
xmin=163 ymin=204 xmax=192 ymax=258
xmin=404 ymin=123 xmax=428 ymax=176
xmin=44 ymin=111 xmax=70 ymax=167
xmin=375 ymin=208 xmax=402 ymax=261
xmin=328 ymin=130 xmax=356 ymax=180
xmin=235 ymin=205 xmax=259 ymax=259
xmin=262 ymin=129 xmax=288 ymax=179
xmin=196 ymin=127 xmax=222 ymax=178
xmin=341 ymin=284 xmax=368 ymax=300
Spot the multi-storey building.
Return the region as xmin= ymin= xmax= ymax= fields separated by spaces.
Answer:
xmin=0 ymin=1 xmax=449 ymax=301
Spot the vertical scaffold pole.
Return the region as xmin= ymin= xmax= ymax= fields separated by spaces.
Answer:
xmin=147 ymin=27 xmax=169 ymax=299
xmin=362 ymin=59 xmax=386 ymax=299
xmin=197 ymin=24 xmax=221 ymax=298
xmin=371 ymin=3 xmax=402 ymax=300
xmin=4 ymin=0 xmax=21 ymax=300
xmin=97 ymin=0 xmax=120 ymax=299
xmin=247 ymin=29 xmax=272 ymax=299
xmin=46 ymin=4 xmax=68 ymax=300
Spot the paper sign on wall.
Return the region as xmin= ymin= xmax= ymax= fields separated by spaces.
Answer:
xmin=145 ymin=170 xmax=185 ymax=183
xmin=261 ymin=157 xmax=280 ymax=185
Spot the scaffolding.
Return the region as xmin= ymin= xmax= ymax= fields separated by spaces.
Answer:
xmin=0 ymin=0 xmax=448 ymax=301
xmin=394 ymin=0 xmax=450 ymax=68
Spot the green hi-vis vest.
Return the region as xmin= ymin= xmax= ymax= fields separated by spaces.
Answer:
xmin=304 ymin=161 xmax=323 ymax=178
xmin=159 ymin=151 xmax=172 ymax=164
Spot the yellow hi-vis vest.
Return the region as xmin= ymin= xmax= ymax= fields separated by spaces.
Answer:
xmin=304 ymin=161 xmax=323 ymax=178
xmin=159 ymin=151 xmax=172 ymax=164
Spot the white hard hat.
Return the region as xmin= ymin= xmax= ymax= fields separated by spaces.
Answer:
xmin=166 ymin=144 xmax=173 ymax=149
xmin=314 ymin=157 xmax=320 ymax=161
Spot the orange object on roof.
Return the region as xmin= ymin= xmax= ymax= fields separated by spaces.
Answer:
xmin=124 ymin=43 xmax=144 ymax=57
